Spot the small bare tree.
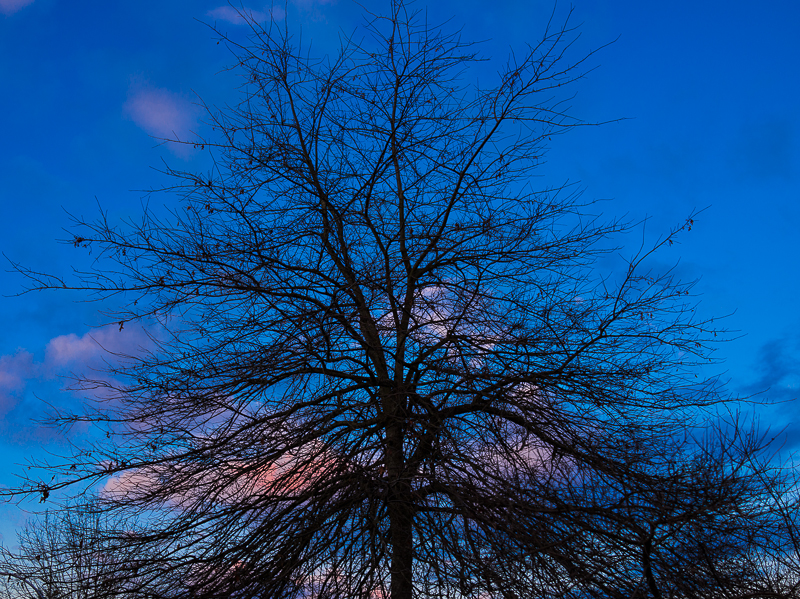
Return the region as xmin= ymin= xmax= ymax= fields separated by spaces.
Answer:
xmin=0 ymin=504 xmax=173 ymax=599
xmin=7 ymin=3 xmax=800 ymax=599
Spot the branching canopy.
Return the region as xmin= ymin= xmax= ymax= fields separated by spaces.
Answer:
xmin=5 ymin=3 xmax=800 ymax=599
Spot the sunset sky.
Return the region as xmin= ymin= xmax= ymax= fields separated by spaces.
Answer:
xmin=1 ymin=0 xmax=798 ymax=545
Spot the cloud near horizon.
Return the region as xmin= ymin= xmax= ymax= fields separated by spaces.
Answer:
xmin=0 ymin=0 xmax=34 ymax=16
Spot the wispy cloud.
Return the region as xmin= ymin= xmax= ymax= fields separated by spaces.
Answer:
xmin=729 ymin=118 xmax=795 ymax=181
xmin=0 ymin=0 xmax=34 ymax=16
xmin=270 ymin=5 xmax=286 ymax=21
xmin=123 ymin=83 xmax=199 ymax=157
xmin=292 ymin=0 xmax=336 ymax=8
xmin=742 ymin=336 xmax=800 ymax=402
xmin=290 ymin=0 xmax=335 ymax=22
xmin=0 ymin=350 xmax=36 ymax=415
xmin=207 ymin=5 xmax=276 ymax=24
xmin=0 ymin=325 xmax=155 ymax=419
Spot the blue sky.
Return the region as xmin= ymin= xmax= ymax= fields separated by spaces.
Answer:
xmin=0 ymin=0 xmax=798 ymax=543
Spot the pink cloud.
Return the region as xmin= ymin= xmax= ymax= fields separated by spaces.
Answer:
xmin=0 ymin=0 xmax=34 ymax=16
xmin=123 ymin=84 xmax=199 ymax=156
xmin=102 ymin=439 xmax=337 ymax=508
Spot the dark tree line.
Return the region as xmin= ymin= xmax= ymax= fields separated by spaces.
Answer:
xmin=3 ymin=3 xmax=800 ymax=598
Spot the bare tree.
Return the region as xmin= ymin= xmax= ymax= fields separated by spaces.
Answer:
xmin=6 ymin=3 xmax=800 ymax=599
xmin=0 ymin=504 xmax=173 ymax=599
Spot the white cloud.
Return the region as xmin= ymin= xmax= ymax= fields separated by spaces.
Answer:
xmin=45 ymin=325 xmax=153 ymax=368
xmin=123 ymin=84 xmax=199 ymax=156
xmin=0 ymin=325 xmax=156 ymax=415
xmin=0 ymin=0 xmax=34 ymax=16
xmin=102 ymin=468 xmax=158 ymax=500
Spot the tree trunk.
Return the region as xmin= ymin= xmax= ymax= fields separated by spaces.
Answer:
xmin=389 ymin=484 xmax=414 ymax=599
xmin=387 ymin=418 xmax=414 ymax=599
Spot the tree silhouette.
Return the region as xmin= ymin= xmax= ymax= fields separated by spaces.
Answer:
xmin=6 ymin=3 xmax=800 ymax=599
xmin=0 ymin=504 xmax=172 ymax=599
